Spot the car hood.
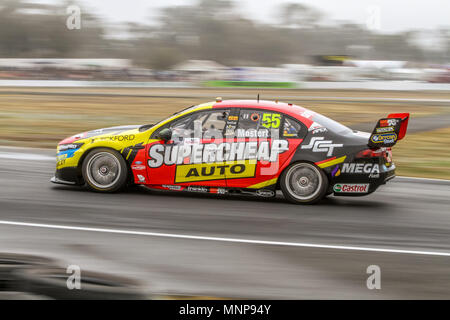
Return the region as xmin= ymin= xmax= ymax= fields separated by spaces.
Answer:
xmin=58 ymin=125 xmax=142 ymax=145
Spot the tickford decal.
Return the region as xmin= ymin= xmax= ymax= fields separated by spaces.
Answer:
xmin=147 ymin=140 xmax=289 ymax=168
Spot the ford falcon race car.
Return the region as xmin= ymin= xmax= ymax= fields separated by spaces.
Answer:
xmin=51 ymin=99 xmax=409 ymax=204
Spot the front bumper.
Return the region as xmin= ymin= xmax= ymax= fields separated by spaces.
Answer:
xmin=51 ymin=167 xmax=83 ymax=185
xmin=50 ymin=176 xmax=77 ymax=185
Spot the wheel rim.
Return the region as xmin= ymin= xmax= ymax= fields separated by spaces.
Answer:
xmin=86 ymin=152 xmax=121 ymax=189
xmin=285 ymin=163 xmax=322 ymax=201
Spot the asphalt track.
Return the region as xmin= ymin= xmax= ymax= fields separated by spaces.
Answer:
xmin=1 ymin=146 xmax=450 ymax=299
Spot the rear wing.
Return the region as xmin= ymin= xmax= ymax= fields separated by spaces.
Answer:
xmin=368 ymin=113 xmax=409 ymax=148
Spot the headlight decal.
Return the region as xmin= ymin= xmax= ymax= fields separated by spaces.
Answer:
xmin=57 ymin=143 xmax=83 ymax=159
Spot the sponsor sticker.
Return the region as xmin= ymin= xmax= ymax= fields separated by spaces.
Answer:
xmin=379 ymin=119 xmax=398 ymax=127
xmin=250 ymin=113 xmax=260 ymax=122
xmin=236 ymin=128 xmax=269 ymax=138
xmin=216 ymin=188 xmax=227 ymax=194
xmin=341 ymin=163 xmax=380 ymax=178
xmin=375 ymin=126 xmax=394 ymax=133
xmin=162 ymin=184 xmax=182 ymax=191
xmin=301 ymin=137 xmax=343 ymax=157
xmin=331 ymin=165 xmax=341 ymax=177
xmin=131 ymin=164 xmax=146 ymax=171
xmin=370 ymin=132 xmax=397 ymax=144
xmin=110 ymin=134 xmax=135 ymax=141
xmin=187 ymin=186 xmax=209 ymax=193
xmin=175 ymin=160 xmax=257 ymax=183
xmin=333 ymin=183 xmax=369 ymax=193
xmin=312 ymin=127 xmax=327 ymax=134
xmin=256 ymin=189 xmax=275 ymax=197
xmin=148 ymin=140 xmax=289 ymax=168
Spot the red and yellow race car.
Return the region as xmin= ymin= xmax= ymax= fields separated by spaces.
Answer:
xmin=51 ymin=99 xmax=409 ymax=204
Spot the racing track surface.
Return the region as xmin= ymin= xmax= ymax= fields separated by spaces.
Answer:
xmin=1 ymin=146 xmax=450 ymax=299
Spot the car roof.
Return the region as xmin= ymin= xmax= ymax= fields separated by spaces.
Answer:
xmin=208 ymin=99 xmax=315 ymax=126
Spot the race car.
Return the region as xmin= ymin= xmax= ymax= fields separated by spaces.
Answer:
xmin=51 ymin=99 xmax=409 ymax=204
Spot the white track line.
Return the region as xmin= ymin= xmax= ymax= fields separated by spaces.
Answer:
xmin=0 ymin=152 xmax=54 ymax=161
xmin=395 ymin=176 xmax=450 ymax=183
xmin=0 ymin=220 xmax=449 ymax=257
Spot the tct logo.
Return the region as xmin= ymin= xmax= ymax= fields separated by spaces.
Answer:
xmin=301 ymin=137 xmax=343 ymax=156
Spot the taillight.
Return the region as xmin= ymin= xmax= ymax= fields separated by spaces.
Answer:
xmin=385 ymin=148 xmax=393 ymax=163
xmin=356 ymin=148 xmax=383 ymax=158
xmin=356 ymin=147 xmax=392 ymax=163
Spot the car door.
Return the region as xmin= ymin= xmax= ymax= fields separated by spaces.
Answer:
xmin=224 ymin=109 xmax=306 ymax=189
xmin=146 ymin=109 xmax=230 ymax=188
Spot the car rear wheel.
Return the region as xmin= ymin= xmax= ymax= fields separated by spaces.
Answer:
xmin=280 ymin=162 xmax=328 ymax=204
xmin=82 ymin=148 xmax=128 ymax=192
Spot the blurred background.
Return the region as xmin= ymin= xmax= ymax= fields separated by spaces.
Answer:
xmin=0 ymin=0 xmax=449 ymax=82
xmin=0 ymin=0 xmax=450 ymax=300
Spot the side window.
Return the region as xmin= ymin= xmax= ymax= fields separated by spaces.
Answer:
xmin=234 ymin=109 xmax=281 ymax=138
xmin=153 ymin=110 xmax=229 ymax=139
xmin=202 ymin=111 xmax=228 ymax=131
xmin=283 ymin=116 xmax=307 ymax=139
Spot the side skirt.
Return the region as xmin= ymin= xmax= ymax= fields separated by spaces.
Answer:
xmin=143 ymin=185 xmax=277 ymax=198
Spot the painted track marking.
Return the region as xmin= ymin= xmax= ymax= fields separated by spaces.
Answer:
xmin=0 ymin=152 xmax=54 ymax=161
xmin=0 ymin=220 xmax=449 ymax=257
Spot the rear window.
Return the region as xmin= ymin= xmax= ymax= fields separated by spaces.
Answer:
xmin=312 ymin=113 xmax=352 ymax=134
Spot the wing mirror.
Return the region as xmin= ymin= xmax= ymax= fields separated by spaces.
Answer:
xmin=157 ymin=128 xmax=172 ymax=142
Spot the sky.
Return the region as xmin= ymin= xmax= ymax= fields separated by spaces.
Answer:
xmin=35 ymin=0 xmax=450 ymax=33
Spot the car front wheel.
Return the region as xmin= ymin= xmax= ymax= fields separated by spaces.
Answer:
xmin=82 ymin=148 xmax=128 ymax=192
xmin=280 ymin=162 xmax=328 ymax=204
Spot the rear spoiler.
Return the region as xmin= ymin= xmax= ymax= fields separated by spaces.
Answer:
xmin=368 ymin=113 xmax=409 ymax=148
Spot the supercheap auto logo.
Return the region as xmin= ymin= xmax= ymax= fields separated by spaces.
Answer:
xmin=148 ymin=140 xmax=289 ymax=182
xmin=148 ymin=140 xmax=289 ymax=167
xmin=175 ymin=160 xmax=257 ymax=183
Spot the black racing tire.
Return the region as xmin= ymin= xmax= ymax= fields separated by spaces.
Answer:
xmin=280 ymin=162 xmax=328 ymax=205
xmin=82 ymin=148 xmax=128 ymax=193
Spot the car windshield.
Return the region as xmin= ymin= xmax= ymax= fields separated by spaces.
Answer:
xmin=140 ymin=105 xmax=198 ymax=131
xmin=312 ymin=113 xmax=352 ymax=134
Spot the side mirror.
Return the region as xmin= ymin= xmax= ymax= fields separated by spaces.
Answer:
xmin=157 ymin=128 xmax=172 ymax=142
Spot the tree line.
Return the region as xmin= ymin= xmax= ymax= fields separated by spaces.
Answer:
xmin=0 ymin=0 xmax=448 ymax=70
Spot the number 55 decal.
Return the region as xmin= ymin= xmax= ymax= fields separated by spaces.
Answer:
xmin=262 ymin=113 xmax=281 ymax=129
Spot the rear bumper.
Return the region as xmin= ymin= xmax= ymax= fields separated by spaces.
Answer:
xmin=331 ymin=163 xmax=396 ymax=196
